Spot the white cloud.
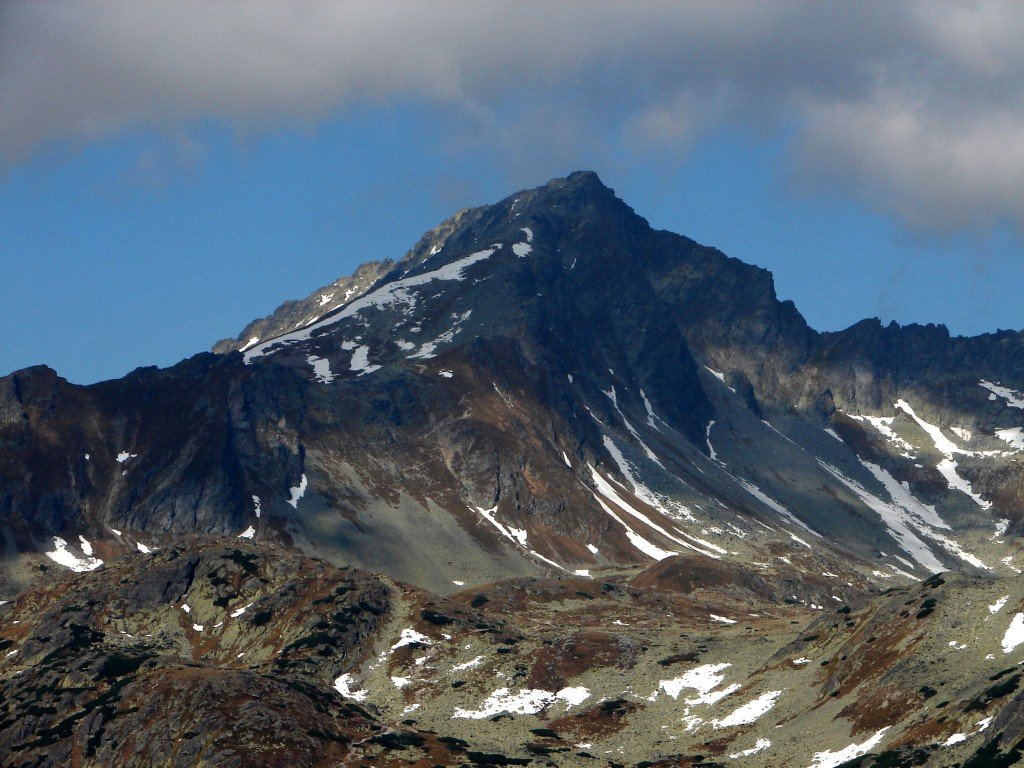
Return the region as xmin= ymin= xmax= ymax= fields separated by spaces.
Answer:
xmin=3 ymin=1 xmax=1024 ymax=232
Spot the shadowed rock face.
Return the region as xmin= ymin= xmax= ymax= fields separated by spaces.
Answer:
xmin=5 ymin=172 xmax=1024 ymax=765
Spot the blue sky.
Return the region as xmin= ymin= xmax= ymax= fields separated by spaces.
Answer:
xmin=3 ymin=3 xmax=1023 ymax=384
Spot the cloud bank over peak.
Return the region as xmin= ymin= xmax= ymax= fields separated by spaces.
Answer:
xmin=4 ymin=1 xmax=1024 ymax=233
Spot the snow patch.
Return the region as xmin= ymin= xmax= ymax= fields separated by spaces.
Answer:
xmin=452 ymin=655 xmax=485 ymax=671
xmin=1001 ymin=613 xmax=1024 ymax=653
xmin=392 ymin=627 xmax=432 ymax=650
xmin=44 ymin=536 xmax=103 ymax=572
xmin=349 ymin=345 xmax=380 ymax=375
xmin=989 ymin=596 xmax=1009 ymax=614
xmin=453 ymin=686 xmax=590 ymax=719
xmin=808 ymin=728 xmax=889 ymax=768
xmin=980 ymin=380 xmax=1024 ymax=408
xmin=996 ymin=428 xmax=1024 ymax=451
xmin=730 ymin=738 xmax=771 ymax=759
xmin=307 ymin=355 xmax=335 ymax=383
xmin=713 ymin=690 xmax=782 ymax=728
xmin=333 ymin=673 xmax=368 ymax=701
xmin=659 ymin=663 xmax=733 ymax=702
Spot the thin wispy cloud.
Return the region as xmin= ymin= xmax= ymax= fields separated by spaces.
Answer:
xmin=4 ymin=1 xmax=1024 ymax=233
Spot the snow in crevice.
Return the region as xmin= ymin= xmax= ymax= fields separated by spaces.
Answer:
xmin=862 ymin=460 xmax=987 ymax=569
xmin=245 ymin=246 xmax=498 ymax=361
xmin=639 ymin=389 xmax=660 ymax=430
xmin=705 ymin=420 xmax=719 ymax=462
xmin=602 ymin=386 xmax=663 ymax=467
xmin=116 ymin=452 xmax=138 ymax=463
xmin=252 ymin=495 xmax=262 ymax=518
xmin=704 ymin=366 xmax=736 ymax=393
xmin=602 ymin=436 xmax=705 ymax=530
xmin=237 ymin=526 xmax=255 ymax=539
xmin=590 ymin=492 xmax=675 ymax=561
xmin=287 ymin=474 xmax=308 ymax=509
xmin=761 ymin=420 xmax=804 ymax=451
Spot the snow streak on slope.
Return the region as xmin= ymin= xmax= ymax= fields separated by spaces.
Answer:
xmin=894 ymin=400 xmax=991 ymax=509
xmin=602 ymin=435 xmax=699 ymax=526
xmin=244 ymin=246 xmax=498 ymax=361
xmin=603 ymin=387 xmax=662 ymax=467
xmin=590 ymin=461 xmax=722 ymax=560
xmin=819 ymin=461 xmax=945 ymax=573
xmin=732 ymin=476 xmax=819 ymax=542
xmin=844 ymin=413 xmax=916 ymax=456
xmin=472 ymin=505 xmax=565 ymax=571
xmin=588 ymin=472 xmax=677 ymax=561
xmin=859 ymin=460 xmax=988 ymax=569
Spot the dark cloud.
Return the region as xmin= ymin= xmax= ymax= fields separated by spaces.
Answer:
xmin=3 ymin=1 xmax=1024 ymax=232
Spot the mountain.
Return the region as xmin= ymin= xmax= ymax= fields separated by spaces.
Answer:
xmin=3 ymin=171 xmax=1024 ymax=766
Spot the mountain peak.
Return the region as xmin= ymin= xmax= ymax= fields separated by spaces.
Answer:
xmin=557 ymin=169 xmax=607 ymax=190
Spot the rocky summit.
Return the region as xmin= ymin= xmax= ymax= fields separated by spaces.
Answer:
xmin=3 ymin=172 xmax=1024 ymax=767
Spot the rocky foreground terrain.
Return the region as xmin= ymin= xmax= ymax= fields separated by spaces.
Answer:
xmin=3 ymin=172 xmax=1024 ymax=765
